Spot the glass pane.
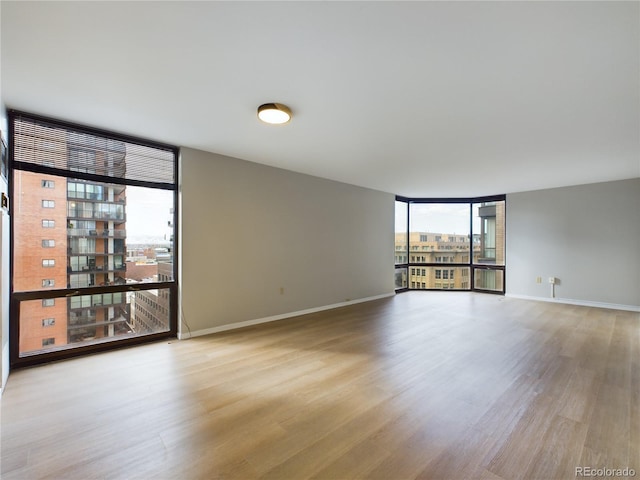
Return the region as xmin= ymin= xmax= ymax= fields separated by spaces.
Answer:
xmin=394 ymin=267 xmax=407 ymax=289
xmin=474 ymin=268 xmax=504 ymax=292
xmin=395 ymin=201 xmax=408 ymax=265
xmin=13 ymin=171 xmax=174 ymax=292
xmin=18 ymin=288 xmax=171 ymax=357
xmin=408 ymin=267 xmax=470 ymax=290
xmin=472 ymin=200 xmax=505 ymax=266
xmin=409 ymin=203 xmax=471 ymax=263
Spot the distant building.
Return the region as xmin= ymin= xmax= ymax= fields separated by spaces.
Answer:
xmin=130 ymin=262 xmax=171 ymax=333
xmin=125 ymin=261 xmax=158 ymax=282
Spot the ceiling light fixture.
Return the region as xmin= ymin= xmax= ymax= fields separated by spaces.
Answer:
xmin=257 ymin=103 xmax=292 ymax=125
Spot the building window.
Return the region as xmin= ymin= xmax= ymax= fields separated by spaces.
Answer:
xmin=450 ymin=269 xmax=455 ymax=279
xmin=42 ymin=338 xmax=55 ymax=347
xmin=443 ymin=270 xmax=449 ymax=279
xmin=42 ymin=200 xmax=55 ymax=208
xmin=435 ymin=269 xmax=441 ymax=279
xmin=41 ymin=180 xmax=55 ymax=188
xmin=42 ymin=299 xmax=55 ymax=307
xmin=420 ymin=234 xmax=428 ymax=242
xmin=42 ymin=259 xmax=55 ymax=267
xmin=42 ymin=279 xmax=55 ymax=287
xmin=42 ymin=220 xmax=55 ymax=228
xmin=42 ymin=318 xmax=55 ymax=327
xmin=42 ymin=239 xmax=56 ymax=248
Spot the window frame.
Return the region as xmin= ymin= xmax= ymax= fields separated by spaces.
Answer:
xmin=395 ymin=195 xmax=506 ymax=294
xmin=9 ymin=110 xmax=180 ymax=368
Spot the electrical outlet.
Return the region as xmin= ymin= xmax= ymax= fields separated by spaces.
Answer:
xmin=548 ymin=277 xmax=556 ymax=285
xmin=536 ymin=277 xmax=542 ymax=284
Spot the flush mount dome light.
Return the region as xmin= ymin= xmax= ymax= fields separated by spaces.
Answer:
xmin=257 ymin=103 xmax=292 ymax=125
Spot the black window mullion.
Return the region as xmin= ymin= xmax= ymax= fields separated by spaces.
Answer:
xmin=13 ymin=161 xmax=176 ymax=191
xmin=469 ymin=201 xmax=475 ymax=290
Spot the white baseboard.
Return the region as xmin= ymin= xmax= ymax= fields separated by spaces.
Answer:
xmin=178 ymin=292 xmax=396 ymax=340
xmin=506 ymin=293 xmax=640 ymax=313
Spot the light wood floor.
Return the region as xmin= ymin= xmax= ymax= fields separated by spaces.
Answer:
xmin=1 ymin=292 xmax=638 ymax=480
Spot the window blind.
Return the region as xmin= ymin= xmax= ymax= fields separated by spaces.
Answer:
xmin=11 ymin=111 xmax=176 ymax=187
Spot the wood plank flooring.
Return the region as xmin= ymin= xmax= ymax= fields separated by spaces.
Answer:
xmin=1 ymin=292 xmax=638 ymax=480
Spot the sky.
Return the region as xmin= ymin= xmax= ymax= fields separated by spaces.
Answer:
xmin=396 ymin=202 xmax=482 ymax=234
xmin=126 ymin=186 xmax=173 ymax=244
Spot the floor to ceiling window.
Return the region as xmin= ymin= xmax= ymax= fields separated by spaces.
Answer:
xmin=9 ymin=111 xmax=178 ymax=367
xmin=394 ymin=200 xmax=408 ymax=290
xmin=394 ymin=195 xmax=505 ymax=294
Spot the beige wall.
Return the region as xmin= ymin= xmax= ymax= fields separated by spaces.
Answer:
xmin=179 ymin=147 xmax=394 ymax=335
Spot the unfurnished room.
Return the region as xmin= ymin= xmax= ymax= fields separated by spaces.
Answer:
xmin=0 ymin=2 xmax=638 ymax=479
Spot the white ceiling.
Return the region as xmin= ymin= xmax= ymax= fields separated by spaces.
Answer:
xmin=1 ymin=1 xmax=639 ymax=197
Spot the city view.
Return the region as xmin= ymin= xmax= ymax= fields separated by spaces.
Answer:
xmin=11 ymin=116 xmax=176 ymax=358
xmin=394 ymin=200 xmax=505 ymax=291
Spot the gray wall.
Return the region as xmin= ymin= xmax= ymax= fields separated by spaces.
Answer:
xmin=507 ymin=178 xmax=640 ymax=308
xmin=180 ymin=147 xmax=395 ymax=335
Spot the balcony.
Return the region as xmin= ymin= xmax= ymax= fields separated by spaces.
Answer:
xmin=67 ymin=211 xmax=126 ymax=222
xmin=68 ymin=318 xmax=128 ymax=331
xmin=478 ymin=205 xmax=496 ymax=219
xmin=69 ymin=294 xmax=127 ymax=310
xmin=69 ymin=265 xmax=126 ymax=276
xmin=94 ymin=211 xmax=125 ymax=221
xmin=67 ymin=201 xmax=126 ymax=223
xmin=68 ymin=248 xmax=126 ymax=256
xmin=68 ymin=228 xmax=126 ymax=239
xmin=68 ymin=314 xmax=97 ymax=328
